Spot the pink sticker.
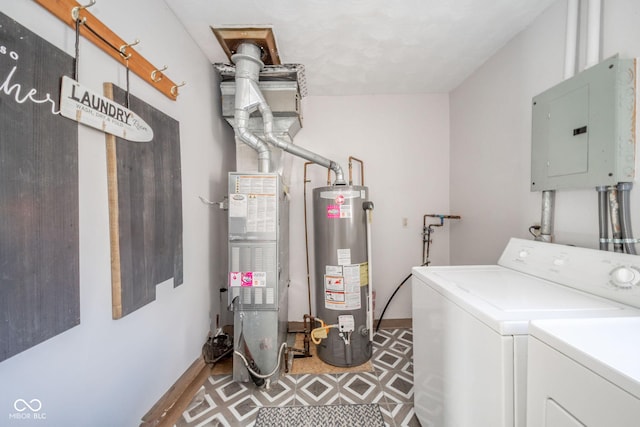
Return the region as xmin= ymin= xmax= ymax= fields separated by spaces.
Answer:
xmin=327 ymin=205 xmax=340 ymax=218
xmin=241 ymin=272 xmax=253 ymax=287
xmin=229 ymin=272 xmax=241 ymax=287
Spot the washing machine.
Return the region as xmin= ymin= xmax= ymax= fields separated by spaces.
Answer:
xmin=527 ymin=317 xmax=640 ymax=426
xmin=411 ymin=238 xmax=640 ymax=427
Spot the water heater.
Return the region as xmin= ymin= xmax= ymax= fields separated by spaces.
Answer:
xmin=313 ymin=185 xmax=372 ymax=366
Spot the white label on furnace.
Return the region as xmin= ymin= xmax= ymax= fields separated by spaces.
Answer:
xmin=246 ymin=195 xmax=277 ymax=233
xmin=252 ymin=272 xmax=267 ymax=287
xmin=337 ymin=248 xmax=351 ymax=266
xmin=237 ymin=175 xmax=277 ymax=195
xmin=229 ymin=194 xmax=248 ymax=218
xmin=326 ymin=265 xmax=343 ymax=276
xmin=266 ymin=288 xmax=275 ymax=304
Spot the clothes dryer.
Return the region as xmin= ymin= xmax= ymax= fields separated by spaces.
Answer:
xmin=527 ymin=317 xmax=640 ymax=427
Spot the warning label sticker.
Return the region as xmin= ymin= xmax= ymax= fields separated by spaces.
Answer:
xmin=324 ymin=272 xmax=361 ymax=310
xmin=327 ymin=205 xmax=340 ymax=218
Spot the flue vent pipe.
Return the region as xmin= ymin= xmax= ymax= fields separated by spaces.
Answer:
xmin=232 ymin=43 xmax=272 ymax=173
xmin=233 ymin=42 xmax=346 ymax=185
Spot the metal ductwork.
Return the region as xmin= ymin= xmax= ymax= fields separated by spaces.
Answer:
xmin=217 ymin=61 xmax=302 ymax=176
xmin=215 ymin=42 xmax=345 ymax=185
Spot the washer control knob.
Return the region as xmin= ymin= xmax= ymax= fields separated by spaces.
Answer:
xmin=610 ymin=266 xmax=638 ymax=289
xmin=553 ymin=258 xmax=565 ymax=266
xmin=518 ymin=250 xmax=529 ymax=258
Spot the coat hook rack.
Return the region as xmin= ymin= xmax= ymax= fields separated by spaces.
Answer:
xmin=35 ymin=0 xmax=182 ymax=101
xmin=71 ymin=0 xmax=95 ymax=21
xmin=151 ymin=66 xmax=168 ymax=82
xmin=119 ymin=39 xmax=140 ymax=60
xmin=171 ymin=82 xmax=186 ymax=97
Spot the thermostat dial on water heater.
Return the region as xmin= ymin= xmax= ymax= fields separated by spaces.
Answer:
xmin=609 ymin=266 xmax=640 ymax=289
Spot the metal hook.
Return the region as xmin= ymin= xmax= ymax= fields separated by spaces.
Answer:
xmin=151 ymin=65 xmax=168 ymax=82
xmin=171 ymin=81 xmax=186 ymax=97
xmin=71 ymin=0 xmax=96 ymax=21
xmin=119 ymin=39 xmax=140 ymax=60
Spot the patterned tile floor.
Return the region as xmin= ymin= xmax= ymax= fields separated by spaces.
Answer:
xmin=176 ymin=328 xmax=420 ymax=427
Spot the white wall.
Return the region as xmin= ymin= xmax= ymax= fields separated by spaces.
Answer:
xmin=0 ymin=2 xmax=234 ymax=426
xmin=450 ymin=0 xmax=640 ymax=264
xmin=288 ymin=94 xmax=450 ymax=322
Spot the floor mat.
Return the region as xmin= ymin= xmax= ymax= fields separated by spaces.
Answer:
xmin=254 ymin=403 xmax=384 ymax=427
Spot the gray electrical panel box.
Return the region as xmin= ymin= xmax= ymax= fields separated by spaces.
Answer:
xmin=531 ymin=55 xmax=636 ymax=191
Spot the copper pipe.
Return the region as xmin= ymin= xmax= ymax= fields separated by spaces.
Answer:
xmin=348 ymin=156 xmax=364 ymax=186
xmin=302 ymin=314 xmax=315 ymax=356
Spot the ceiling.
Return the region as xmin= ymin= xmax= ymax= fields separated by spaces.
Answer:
xmin=165 ymin=0 xmax=557 ymax=96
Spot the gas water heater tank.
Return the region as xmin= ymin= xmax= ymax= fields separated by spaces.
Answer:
xmin=313 ymin=185 xmax=372 ymax=366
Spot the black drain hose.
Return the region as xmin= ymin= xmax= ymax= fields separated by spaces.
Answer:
xmin=375 ymin=272 xmax=412 ymax=332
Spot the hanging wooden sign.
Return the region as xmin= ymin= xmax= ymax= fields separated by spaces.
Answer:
xmin=60 ymin=76 xmax=153 ymax=142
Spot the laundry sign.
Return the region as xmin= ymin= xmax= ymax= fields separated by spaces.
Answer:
xmin=59 ymin=76 xmax=153 ymax=142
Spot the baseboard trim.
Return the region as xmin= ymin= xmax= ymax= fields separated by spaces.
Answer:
xmin=140 ymin=357 xmax=211 ymax=427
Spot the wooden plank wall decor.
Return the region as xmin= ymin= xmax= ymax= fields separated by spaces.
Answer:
xmin=0 ymin=12 xmax=80 ymax=362
xmin=104 ymin=83 xmax=183 ymax=319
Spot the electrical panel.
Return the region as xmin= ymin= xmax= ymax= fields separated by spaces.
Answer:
xmin=531 ymin=55 xmax=636 ymax=191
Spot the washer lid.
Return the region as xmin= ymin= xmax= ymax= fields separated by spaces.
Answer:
xmin=412 ymin=265 xmax=640 ymax=335
xmin=450 ymin=269 xmax=617 ymax=311
xmin=530 ymin=317 xmax=640 ymax=399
